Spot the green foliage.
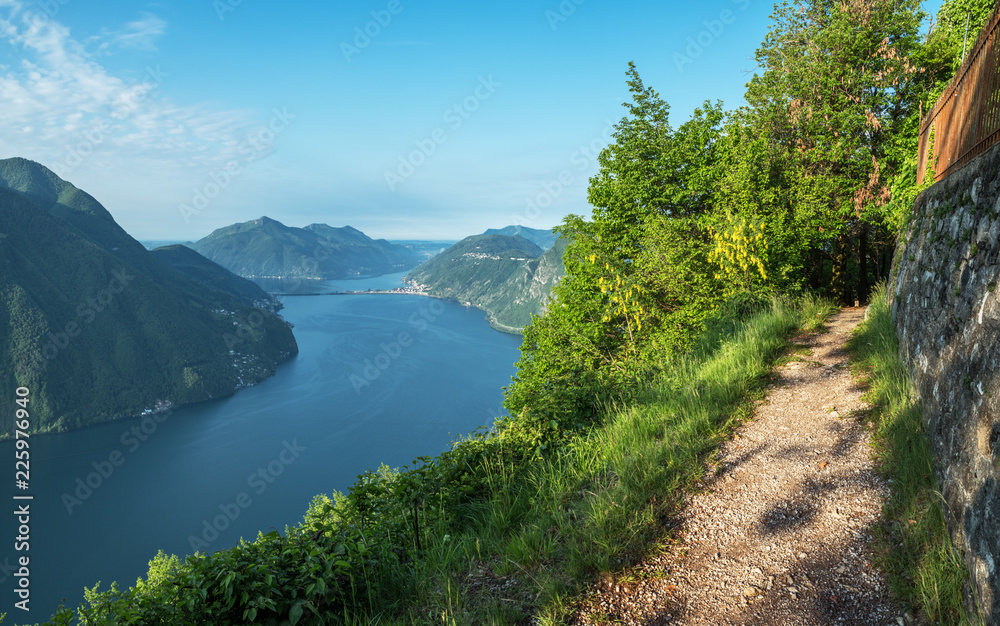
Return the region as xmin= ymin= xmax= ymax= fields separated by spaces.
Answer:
xmin=741 ymin=0 xmax=928 ymax=304
xmin=503 ymin=68 xmax=733 ymax=443
xmin=587 ymin=66 xmax=723 ymax=261
xmin=921 ymin=0 xmax=996 ymax=104
xmin=708 ymin=214 xmax=770 ymax=295
xmin=21 ymin=0 xmax=990 ymax=618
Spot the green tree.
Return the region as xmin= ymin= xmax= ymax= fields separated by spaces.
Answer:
xmin=586 ymin=63 xmax=725 ymax=262
xmin=505 ymin=66 xmax=727 ymax=434
xmin=745 ymin=0 xmax=925 ymax=303
xmin=927 ymin=0 xmax=996 ymax=81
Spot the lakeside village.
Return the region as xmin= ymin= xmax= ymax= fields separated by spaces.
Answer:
xmin=139 ymin=398 xmax=173 ymax=417
xmin=262 ymin=280 xmax=434 ymax=298
xmin=337 ymin=282 xmax=431 ymax=296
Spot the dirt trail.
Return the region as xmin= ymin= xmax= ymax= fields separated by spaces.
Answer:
xmin=572 ymin=307 xmax=910 ymax=626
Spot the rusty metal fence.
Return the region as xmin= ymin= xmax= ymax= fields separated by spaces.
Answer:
xmin=918 ymin=5 xmax=1000 ymax=184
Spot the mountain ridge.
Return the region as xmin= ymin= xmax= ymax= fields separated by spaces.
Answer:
xmin=0 ymin=158 xmax=298 ymax=435
xmin=189 ymin=217 xmax=423 ymax=279
xmin=404 ymin=232 xmax=566 ymax=331
xmin=482 ymin=224 xmax=558 ymax=251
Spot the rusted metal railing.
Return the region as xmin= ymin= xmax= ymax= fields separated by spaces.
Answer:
xmin=918 ymin=5 xmax=1000 ymax=184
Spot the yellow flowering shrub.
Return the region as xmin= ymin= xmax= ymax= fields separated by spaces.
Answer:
xmin=707 ymin=216 xmax=769 ymax=295
xmin=586 ymin=253 xmax=649 ymax=339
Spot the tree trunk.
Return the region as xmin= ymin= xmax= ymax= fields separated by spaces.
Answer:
xmin=858 ymin=225 xmax=869 ymax=304
xmin=831 ymin=234 xmax=850 ymax=306
xmin=809 ymin=247 xmax=824 ymax=291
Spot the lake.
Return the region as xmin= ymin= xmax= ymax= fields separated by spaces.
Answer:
xmin=0 ymin=273 xmax=522 ymax=620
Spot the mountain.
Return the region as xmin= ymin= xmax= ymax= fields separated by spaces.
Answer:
xmin=482 ymin=225 xmax=558 ymax=251
xmin=404 ymin=233 xmax=567 ymax=331
xmin=151 ymin=244 xmax=275 ymax=305
xmin=0 ymin=157 xmax=298 ymax=434
xmin=141 ymin=239 xmax=188 ymax=250
xmin=188 ymin=218 xmax=422 ymax=280
xmin=391 ymin=240 xmax=456 ymax=262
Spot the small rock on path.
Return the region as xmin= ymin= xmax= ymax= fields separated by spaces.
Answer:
xmin=571 ymin=307 xmax=909 ymax=626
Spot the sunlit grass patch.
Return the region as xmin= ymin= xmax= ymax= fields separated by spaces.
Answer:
xmin=847 ymin=283 xmax=977 ymax=626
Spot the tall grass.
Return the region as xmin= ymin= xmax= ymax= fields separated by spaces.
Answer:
xmin=394 ymin=295 xmax=837 ymax=624
xmin=847 ymin=284 xmax=977 ymax=625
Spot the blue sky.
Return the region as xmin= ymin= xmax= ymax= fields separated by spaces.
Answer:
xmin=0 ymin=0 xmax=945 ymax=241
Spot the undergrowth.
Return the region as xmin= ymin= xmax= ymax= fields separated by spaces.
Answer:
xmin=847 ymin=283 xmax=977 ymax=625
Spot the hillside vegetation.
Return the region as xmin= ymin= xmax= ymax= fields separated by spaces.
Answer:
xmin=0 ymin=158 xmax=298 ymax=435
xmin=26 ymin=0 xmax=994 ymax=623
xmin=150 ymin=244 xmax=276 ymax=304
xmin=189 ymin=217 xmax=422 ymax=280
xmin=404 ymin=233 xmax=566 ymax=330
xmin=36 ymin=296 xmax=833 ymax=626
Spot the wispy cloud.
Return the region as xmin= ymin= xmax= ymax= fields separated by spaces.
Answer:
xmin=92 ymin=12 xmax=168 ymax=52
xmin=0 ymin=2 xmax=265 ymax=179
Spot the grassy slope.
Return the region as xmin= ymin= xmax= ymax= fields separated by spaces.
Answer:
xmin=847 ymin=285 xmax=976 ymax=625
xmin=31 ymin=296 xmax=838 ymax=625
xmin=401 ymin=296 xmax=836 ymax=624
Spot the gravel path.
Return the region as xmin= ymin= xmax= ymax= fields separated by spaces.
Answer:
xmin=571 ymin=307 xmax=911 ymax=626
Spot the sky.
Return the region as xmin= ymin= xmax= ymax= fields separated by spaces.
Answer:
xmin=0 ymin=0 xmax=946 ymax=241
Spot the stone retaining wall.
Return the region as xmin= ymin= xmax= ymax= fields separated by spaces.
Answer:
xmin=891 ymin=141 xmax=1000 ymax=623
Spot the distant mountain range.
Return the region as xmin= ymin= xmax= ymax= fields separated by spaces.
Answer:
xmin=0 ymin=156 xmax=567 ymax=432
xmin=0 ymin=157 xmax=298 ymax=434
xmin=188 ymin=217 xmax=423 ymax=280
xmin=404 ymin=230 xmax=566 ymax=331
xmin=482 ymin=225 xmax=559 ymax=251
xmin=390 ymin=240 xmax=455 ymax=262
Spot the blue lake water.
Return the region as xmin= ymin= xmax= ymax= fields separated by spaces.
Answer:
xmin=0 ymin=273 xmax=522 ymax=620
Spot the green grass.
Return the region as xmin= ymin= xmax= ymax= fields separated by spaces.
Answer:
xmin=847 ymin=284 xmax=978 ymax=625
xmin=33 ymin=295 xmax=837 ymax=626
xmin=391 ymin=295 xmax=837 ymax=624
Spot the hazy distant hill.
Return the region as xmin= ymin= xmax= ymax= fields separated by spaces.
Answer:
xmin=0 ymin=157 xmax=298 ymax=434
xmin=141 ymin=239 xmax=188 ymax=250
xmin=404 ymin=233 xmax=566 ymax=330
xmin=482 ymin=225 xmax=558 ymax=251
xmin=189 ymin=217 xmax=422 ymax=279
xmin=391 ymin=240 xmax=455 ymax=262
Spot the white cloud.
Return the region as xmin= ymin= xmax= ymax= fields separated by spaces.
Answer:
xmin=0 ymin=2 xmax=269 ymax=182
xmin=92 ymin=12 xmax=167 ymax=52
